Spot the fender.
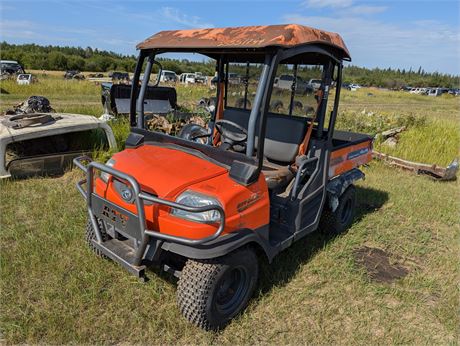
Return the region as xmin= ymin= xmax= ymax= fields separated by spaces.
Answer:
xmin=326 ymin=168 xmax=364 ymax=212
xmin=159 ymin=225 xmax=277 ymax=262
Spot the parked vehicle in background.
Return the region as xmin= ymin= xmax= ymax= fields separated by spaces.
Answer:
xmin=308 ymin=79 xmax=322 ymax=90
xmin=228 ymin=72 xmax=241 ymax=84
xmin=428 ymin=88 xmax=442 ymax=97
xmin=211 ymin=73 xmax=241 ymax=85
xmin=448 ymin=88 xmax=460 ymax=96
xmin=273 ymin=74 xmax=313 ymax=94
xmin=412 ymin=88 xmax=430 ymax=95
xmin=348 ymin=83 xmax=361 ymax=91
xmin=109 ymin=71 xmax=130 ymax=83
xmin=64 ymin=70 xmax=85 ymax=80
xmin=194 ymin=72 xmax=207 ymax=84
xmin=179 ymin=73 xmax=196 ymax=84
xmin=0 ymin=60 xmax=25 ymax=75
xmin=160 ymin=70 xmax=177 ymax=82
xmin=16 ymin=74 xmax=34 ymax=85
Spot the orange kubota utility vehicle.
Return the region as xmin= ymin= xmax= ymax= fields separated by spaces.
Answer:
xmin=74 ymin=24 xmax=373 ymax=330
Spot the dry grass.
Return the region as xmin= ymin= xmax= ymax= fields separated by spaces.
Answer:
xmin=0 ymin=75 xmax=459 ymax=344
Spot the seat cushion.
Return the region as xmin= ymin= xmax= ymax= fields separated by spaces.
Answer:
xmin=262 ymin=164 xmax=294 ymax=190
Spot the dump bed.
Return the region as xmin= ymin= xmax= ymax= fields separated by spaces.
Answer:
xmin=328 ymin=130 xmax=373 ymax=178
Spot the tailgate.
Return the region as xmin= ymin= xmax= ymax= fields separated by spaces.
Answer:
xmin=329 ymin=131 xmax=373 ymax=178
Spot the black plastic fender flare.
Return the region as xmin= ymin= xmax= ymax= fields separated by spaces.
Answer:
xmin=159 ymin=225 xmax=277 ymax=262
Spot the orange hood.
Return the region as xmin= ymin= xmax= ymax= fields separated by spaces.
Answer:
xmin=111 ymin=144 xmax=228 ymax=198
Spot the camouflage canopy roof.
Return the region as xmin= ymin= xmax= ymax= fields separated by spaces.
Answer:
xmin=137 ymin=24 xmax=351 ymax=60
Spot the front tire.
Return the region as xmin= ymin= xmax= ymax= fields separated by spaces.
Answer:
xmin=85 ymin=219 xmax=108 ymax=258
xmin=177 ymin=248 xmax=258 ymax=330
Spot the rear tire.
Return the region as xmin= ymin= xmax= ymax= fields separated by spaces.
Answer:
xmin=85 ymin=219 xmax=108 ymax=258
xmin=177 ymin=248 xmax=258 ymax=330
xmin=320 ymin=185 xmax=356 ymax=234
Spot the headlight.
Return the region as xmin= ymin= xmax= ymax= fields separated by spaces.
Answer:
xmin=171 ymin=190 xmax=221 ymax=223
xmin=100 ymin=158 xmax=116 ymax=183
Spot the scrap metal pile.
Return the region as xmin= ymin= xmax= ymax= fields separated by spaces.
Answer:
xmin=146 ymin=114 xmax=207 ymax=136
xmin=4 ymin=96 xmax=54 ymax=115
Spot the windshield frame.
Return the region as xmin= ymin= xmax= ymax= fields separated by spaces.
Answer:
xmin=129 ymin=50 xmax=263 ymax=168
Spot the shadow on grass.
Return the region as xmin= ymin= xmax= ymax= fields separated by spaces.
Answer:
xmin=257 ymin=185 xmax=389 ymax=295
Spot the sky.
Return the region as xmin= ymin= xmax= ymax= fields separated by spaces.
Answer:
xmin=1 ymin=0 xmax=459 ymax=74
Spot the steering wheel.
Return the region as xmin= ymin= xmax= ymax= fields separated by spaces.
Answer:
xmin=214 ymin=120 xmax=248 ymax=149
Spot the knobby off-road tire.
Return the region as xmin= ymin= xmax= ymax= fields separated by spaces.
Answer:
xmin=177 ymin=248 xmax=259 ymax=330
xmin=85 ymin=219 xmax=108 ymax=258
xmin=320 ymin=185 xmax=356 ymax=234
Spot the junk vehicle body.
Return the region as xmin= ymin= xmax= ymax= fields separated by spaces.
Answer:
xmin=0 ymin=60 xmax=25 ymax=75
xmin=1 ymin=112 xmax=116 ymax=179
xmin=108 ymin=71 xmax=130 ymax=83
xmin=74 ymin=24 xmax=373 ymax=330
xmin=64 ymin=70 xmax=85 ymax=80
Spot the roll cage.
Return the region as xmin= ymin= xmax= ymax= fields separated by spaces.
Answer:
xmin=129 ymin=45 xmax=344 ymax=184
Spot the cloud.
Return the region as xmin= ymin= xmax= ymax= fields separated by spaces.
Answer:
xmin=0 ymin=20 xmax=100 ymax=42
xmin=283 ymin=14 xmax=460 ymax=74
xmin=343 ymin=5 xmax=387 ymax=15
xmin=0 ymin=20 xmax=54 ymax=40
xmin=304 ymin=0 xmax=387 ymax=16
xmin=159 ymin=7 xmax=214 ymax=29
xmin=304 ymin=0 xmax=353 ymax=9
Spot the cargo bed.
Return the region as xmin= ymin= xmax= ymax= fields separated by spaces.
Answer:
xmin=329 ymin=130 xmax=373 ymax=178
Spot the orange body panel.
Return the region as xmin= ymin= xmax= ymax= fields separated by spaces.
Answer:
xmin=329 ymin=140 xmax=373 ymax=178
xmin=95 ymin=144 xmax=269 ymax=240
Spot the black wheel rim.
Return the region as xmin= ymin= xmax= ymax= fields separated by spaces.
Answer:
xmin=215 ymin=266 xmax=249 ymax=314
xmin=340 ymin=198 xmax=352 ymax=224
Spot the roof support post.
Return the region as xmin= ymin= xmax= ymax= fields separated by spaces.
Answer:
xmin=255 ymin=51 xmax=280 ymax=170
xmin=246 ymin=54 xmax=272 ymax=157
xmin=129 ymin=51 xmax=146 ymax=127
xmin=327 ymin=63 xmax=343 ymax=142
xmin=136 ymin=54 xmax=154 ymax=129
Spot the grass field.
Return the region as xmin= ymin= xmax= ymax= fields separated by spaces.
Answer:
xmin=1 ymin=75 xmax=459 ymax=344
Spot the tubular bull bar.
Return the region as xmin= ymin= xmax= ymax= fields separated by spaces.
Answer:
xmin=73 ymin=156 xmax=225 ymax=278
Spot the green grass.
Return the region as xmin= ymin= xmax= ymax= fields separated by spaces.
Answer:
xmin=376 ymin=118 xmax=460 ymax=166
xmin=0 ymin=76 xmax=459 ymax=344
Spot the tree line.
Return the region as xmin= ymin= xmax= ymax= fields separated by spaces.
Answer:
xmin=1 ymin=42 xmax=458 ymax=88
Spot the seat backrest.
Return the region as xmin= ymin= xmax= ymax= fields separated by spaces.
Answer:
xmin=223 ymin=108 xmax=307 ymax=163
xmin=263 ymin=114 xmax=307 ymax=163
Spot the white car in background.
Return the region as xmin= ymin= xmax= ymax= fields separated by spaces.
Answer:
xmin=16 ymin=74 xmax=34 ymax=85
xmin=308 ymin=79 xmax=322 ymax=90
xmin=348 ymin=83 xmax=361 ymax=91
xmin=193 ymin=72 xmax=207 ymax=84
xmin=179 ymin=73 xmax=196 ymax=84
xmin=160 ymin=70 xmax=177 ymax=82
